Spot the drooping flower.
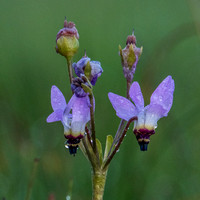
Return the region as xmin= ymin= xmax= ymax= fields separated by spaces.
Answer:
xmin=108 ymin=76 xmax=175 ymax=151
xmin=47 ymin=85 xmax=90 ymax=155
xmin=119 ymin=32 xmax=143 ymax=82
xmin=56 ymin=19 xmax=79 ymax=60
xmin=72 ymin=56 xmax=103 ymax=86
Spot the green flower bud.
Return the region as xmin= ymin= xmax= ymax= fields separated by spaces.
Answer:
xmin=56 ymin=19 xmax=79 ymax=61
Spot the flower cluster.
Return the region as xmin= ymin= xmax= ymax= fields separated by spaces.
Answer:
xmin=46 ymin=18 xmax=175 ymax=200
xmin=47 ymin=18 xmax=175 ymax=157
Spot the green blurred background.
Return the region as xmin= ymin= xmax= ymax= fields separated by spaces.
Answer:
xmin=0 ymin=0 xmax=200 ymax=199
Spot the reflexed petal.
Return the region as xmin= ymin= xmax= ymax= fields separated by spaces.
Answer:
xmin=46 ymin=109 xmax=64 ymax=123
xmin=129 ymin=82 xmax=144 ymax=110
xmin=51 ymin=85 xmax=67 ymax=111
xmin=145 ymin=104 xmax=167 ymax=129
xmin=72 ymin=96 xmax=90 ymax=128
xmin=150 ymin=76 xmax=175 ymax=116
xmin=64 ymin=94 xmax=77 ymax=115
xmin=108 ymin=92 xmax=137 ymax=121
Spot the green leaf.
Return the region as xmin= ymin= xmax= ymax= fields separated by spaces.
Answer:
xmin=96 ymin=139 xmax=103 ymax=165
xmin=103 ymin=135 xmax=113 ymax=161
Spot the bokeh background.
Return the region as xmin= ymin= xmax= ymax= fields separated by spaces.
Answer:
xmin=1 ymin=0 xmax=200 ymax=199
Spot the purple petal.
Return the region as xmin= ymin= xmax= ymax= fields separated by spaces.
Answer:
xmin=72 ymin=96 xmax=90 ymax=124
xmin=51 ymin=85 xmax=67 ymax=111
xmin=150 ymin=76 xmax=175 ymax=116
xmin=73 ymin=57 xmax=91 ymax=77
xmin=71 ymin=96 xmax=90 ymax=135
xmin=47 ymin=109 xmax=64 ymax=123
xmin=108 ymin=92 xmax=137 ymax=121
xmin=145 ymin=104 xmax=167 ymax=129
xmin=129 ymin=82 xmax=144 ymax=110
xmin=63 ymin=94 xmax=77 ymax=116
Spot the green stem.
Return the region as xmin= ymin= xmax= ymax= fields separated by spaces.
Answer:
xmin=92 ymin=170 xmax=107 ymax=200
xmin=66 ymin=58 xmax=73 ymax=85
xmin=108 ymin=79 xmax=131 ymax=157
xmin=103 ymin=117 xmax=137 ymax=170
xmin=89 ymin=92 xmax=97 ymax=155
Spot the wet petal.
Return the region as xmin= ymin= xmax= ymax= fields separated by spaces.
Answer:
xmin=150 ymin=76 xmax=175 ymax=116
xmin=108 ymin=92 xmax=137 ymax=121
xmin=129 ymin=82 xmax=144 ymax=110
xmin=71 ymin=96 xmax=90 ymax=134
xmin=47 ymin=109 xmax=64 ymax=123
xmin=51 ymin=85 xmax=67 ymax=111
xmin=145 ymin=104 xmax=167 ymax=129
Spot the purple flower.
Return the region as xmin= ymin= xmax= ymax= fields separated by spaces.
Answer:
xmin=73 ymin=57 xmax=103 ymax=85
xmin=108 ymin=76 xmax=175 ymax=151
xmin=47 ymin=85 xmax=90 ymax=155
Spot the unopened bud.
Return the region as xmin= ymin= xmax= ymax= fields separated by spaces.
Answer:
xmin=56 ymin=19 xmax=79 ymax=61
xmin=119 ymin=31 xmax=143 ymax=81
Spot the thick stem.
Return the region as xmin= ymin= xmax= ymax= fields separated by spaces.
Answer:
xmin=92 ymin=170 xmax=107 ymax=200
xmin=66 ymin=58 xmax=73 ymax=85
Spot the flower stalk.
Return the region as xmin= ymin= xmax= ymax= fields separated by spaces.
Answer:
xmin=103 ymin=116 xmax=137 ymax=170
xmin=89 ymin=92 xmax=97 ymax=154
xmin=66 ymin=58 xmax=73 ymax=85
xmin=92 ymin=170 xmax=107 ymax=200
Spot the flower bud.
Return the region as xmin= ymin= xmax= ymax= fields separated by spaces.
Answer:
xmin=73 ymin=56 xmax=103 ymax=85
xmin=119 ymin=31 xmax=143 ymax=82
xmin=56 ymin=19 xmax=79 ymax=61
xmin=71 ymin=77 xmax=91 ymax=97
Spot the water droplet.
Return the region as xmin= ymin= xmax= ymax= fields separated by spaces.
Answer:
xmin=66 ymin=195 xmax=71 ymax=200
xmin=159 ymin=96 xmax=163 ymax=102
xmin=65 ymin=144 xmax=69 ymax=149
xmin=117 ymin=149 xmax=120 ymax=152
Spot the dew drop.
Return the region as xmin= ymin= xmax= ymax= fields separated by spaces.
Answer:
xmin=116 ymin=149 xmax=120 ymax=152
xmin=66 ymin=195 xmax=71 ymax=200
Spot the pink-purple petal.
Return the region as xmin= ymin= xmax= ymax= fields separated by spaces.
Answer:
xmin=51 ymin=85 xmax=67 ymax=111
xmin=150 ymin=76 xmax=175 ymax=116
xmin=72 ymin=96 xmax=90 ymax=125
xmin=145 ymin=104 xmax=167 ymax=128
xmin=108 ymin=92 xmax=137 ymax=121
xmin=129 ymin=81 xmax=144 ymax=110
xmin=46 ymin=109 xmax=64 ymax=123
